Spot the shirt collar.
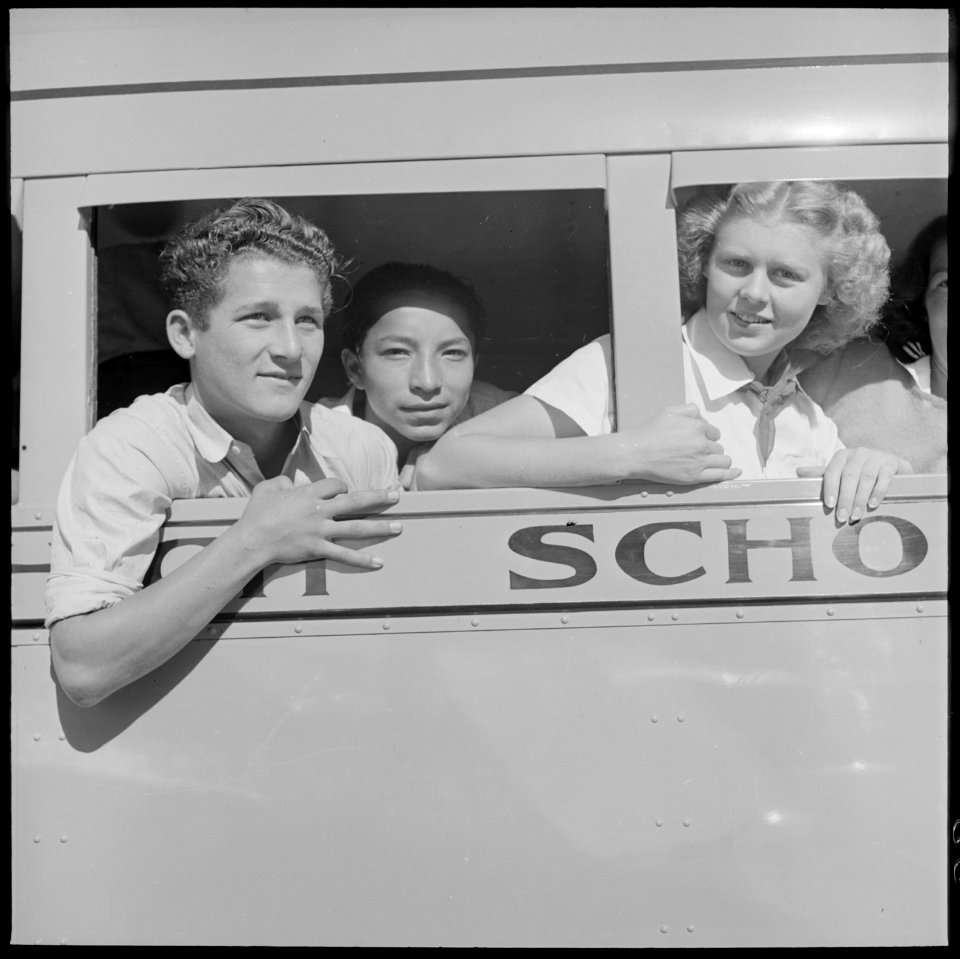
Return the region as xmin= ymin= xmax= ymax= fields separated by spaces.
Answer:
xmin=182 ymin=384 xmax=308 ymax=465
xmin=682 ymin=309 xmax=756 ymax=402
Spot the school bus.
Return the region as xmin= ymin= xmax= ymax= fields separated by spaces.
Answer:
xmin=10 ymin=8 xmax=950 ymax=947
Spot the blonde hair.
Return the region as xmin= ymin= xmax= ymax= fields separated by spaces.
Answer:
xmin=677 ymin=181 xmax=890 ymax=354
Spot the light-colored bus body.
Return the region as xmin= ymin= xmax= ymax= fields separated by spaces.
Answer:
xmin=11 ymin=9 xmax=949 ymax=946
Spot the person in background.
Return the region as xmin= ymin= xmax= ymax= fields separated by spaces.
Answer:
xmin=415 ymin=180 xmax=911 ymax=524
xmin=878 ymin=214 xmax=947 ymax=398
xmin=799 ymin=214 xmax=947 ymax=472
xmin=47 ymin=199 xmax=402 ymax=707
xmin=321 ymin=262 xmax=515 ymax=487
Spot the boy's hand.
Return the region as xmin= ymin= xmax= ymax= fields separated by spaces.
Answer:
xmin=797 ymin=448 xmax=913 ymax=524
xmin=231 ymin=477 xmax=402 ymax=569
xmin=622 ymin=404 xmax=742 ymax=485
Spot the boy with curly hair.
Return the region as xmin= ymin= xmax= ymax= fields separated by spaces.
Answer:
xmin=47 ymin=198 xmax=402 ymax=706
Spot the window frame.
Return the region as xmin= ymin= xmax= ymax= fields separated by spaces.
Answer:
xmin=15 ymin=143 xmax=948 ymax=508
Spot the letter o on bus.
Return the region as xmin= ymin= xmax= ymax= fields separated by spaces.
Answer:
xmin=831 ymin=515 xmax=928 ymax=578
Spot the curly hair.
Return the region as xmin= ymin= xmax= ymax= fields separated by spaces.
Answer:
xmin=878 ymin=214 xmax=948 ymax=363
xmin=159 ymin=198 xmax=345 ymax=328
xmin=676 ymin=181 xmax=891 ymax=354
xmin=341 ymin=261 xmax=486 ymax=355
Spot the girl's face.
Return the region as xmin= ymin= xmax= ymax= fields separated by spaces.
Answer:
xmin=925 ymin=237 xmax=947 ymax=372
xmin=344 ymin=294 xmax=476 ymax=454
xmin=703 ymin=214 xmax=830 ymax=379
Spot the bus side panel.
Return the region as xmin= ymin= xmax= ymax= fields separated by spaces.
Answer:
xmin=12 ymin=609 xmax=947 ymax=946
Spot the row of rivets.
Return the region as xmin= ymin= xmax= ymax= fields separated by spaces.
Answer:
xmin=659 ymin=925 xmax=696 ymax=933
xmin=33 ymin=835 xmax=70 ymax=843
xmin=650 ymin=715 xmax=686 ymax=723
xmin=185 ymin=601 xmax=934 ymax=643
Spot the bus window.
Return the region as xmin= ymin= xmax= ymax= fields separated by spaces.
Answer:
xmin=94 ymin=189 xmax=610 ymax=420
xmin=666 ymin=147 xmax=948 ymax=479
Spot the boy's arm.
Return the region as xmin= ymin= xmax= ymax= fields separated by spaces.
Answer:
xmin=51 ymin=478 xmax=400 ymax=707
xmin=413 ymin=395 xmax=740 ymax=490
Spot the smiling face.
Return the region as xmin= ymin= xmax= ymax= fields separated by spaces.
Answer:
xmin=344 ymin=293 xmax=476 ymax=457
xmin=703 ymin=214 xmax=830 ymax=379
xmin=170 ymin=254 xmax=326 ymax=442
xmin=925 ymin=237 xmax=947 ymax=375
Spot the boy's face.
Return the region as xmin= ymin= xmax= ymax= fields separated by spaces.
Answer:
xmin=182 ymin=254 xmax=327 ymax=436
xmin=345 ymin=292 xmax=476 ymax=450
xmin=703 ymin=214 xmax=829 ymax=379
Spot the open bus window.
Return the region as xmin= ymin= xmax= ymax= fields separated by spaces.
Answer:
xmin=95 ymin=190 xmax=610 ymax=420
xmin=671 ymin=176 xmax=947 ymax=477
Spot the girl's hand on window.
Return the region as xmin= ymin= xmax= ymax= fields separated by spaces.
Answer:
xmin=798 ymin=449 xmax=913 ymax=524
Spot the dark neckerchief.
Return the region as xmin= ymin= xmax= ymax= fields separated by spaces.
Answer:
xmin=742 ymin=348 xmax=819 ymax=467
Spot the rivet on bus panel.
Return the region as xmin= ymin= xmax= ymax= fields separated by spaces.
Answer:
xmin=560 ymin=615 xmax=569 ymax=624
xmin=34 ymin=512 xmax=42 ymax=521
xmin=683 ymin=819 xmax=692 ymax=827
xmin=736 ymin=610 xmax=745 ymax=619
xmin=677 ymin=714 xmax=685 ymax=723
xmin=687 ymin=925 xmax=696 ymax=933
xmin=32 ymin=632 xmax=41 ymax=641
xmin=32 ymin=734 xmax=40 ymax=742
xmin=666 ymin=490 xmax=674 ymax=497
xmin=826 ymin=607 xmax=835 ymax=616
xmin=33 ymin=835 xmax=41 ymax=844
xmin=647 ymin=613 xmax=655 ymax=622
xmin=916 ymin=604 xmax=925 ymax=614
xmin=659 ymin=925 xmax=669 ymax=934
xmin=382 ymin=621 xmax=392 ymax=631
xmin=640 ymin=490 xmax=648 ymax=498
xmin=60 ymin=835 xmax=68 ymax=843
xmin=470 ymin=618 xmax=479 ymax=627
xmin=650 ymin=715 xmax=659 ymax=724
xmin=671 ymin=612 xmax=679 ymax=621
xmin=294 ymin=625 xmax=303 ymax=634
xmin=655 ymin=819 xmax=663 ymax=827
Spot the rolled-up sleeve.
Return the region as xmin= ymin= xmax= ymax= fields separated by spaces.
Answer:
xmin=45 ymin=411 xmax=188 ymax=627
xmin=524 ymin=336 xmax=615 ymax=436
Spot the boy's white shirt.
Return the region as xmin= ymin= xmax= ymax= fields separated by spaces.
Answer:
xmin=45 ymin=384 xmax=400 ymax=627
xmin=524 ymin=309 xmax=844 ymax=479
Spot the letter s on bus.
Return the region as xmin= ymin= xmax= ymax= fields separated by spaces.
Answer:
xmin=508 ymin=525 xmax=597 ymax=590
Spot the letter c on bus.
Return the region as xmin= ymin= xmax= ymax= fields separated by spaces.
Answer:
xmin=508 ymin=525 xmax=597 ymax=590
xmin=615 ymin=521 xmax=706 ymax=586
xmin=832 ymin=515 xmax=928 ymax=577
